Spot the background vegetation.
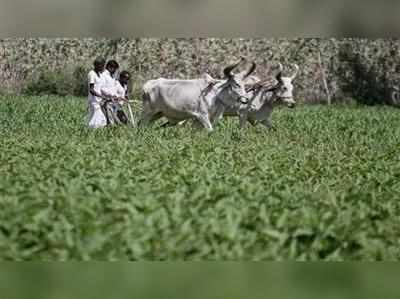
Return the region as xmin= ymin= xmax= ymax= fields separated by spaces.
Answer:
xmin=1 ymin=95 xmax=399 ymax=260
xmin=1 ymin=38 xmax=400 ymax=106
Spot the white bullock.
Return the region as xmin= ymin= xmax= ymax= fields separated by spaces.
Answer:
xmin=224 ymin=64 xmax=299 ymax=129
xmin=139 ymin=58 xmax=257 ymax=132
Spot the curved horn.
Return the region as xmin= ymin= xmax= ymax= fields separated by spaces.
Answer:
xmin=277 ymin=63 xmax=283 ymax=73
xmin=290 ymin=64 xmax=299 ymax=80
xmin=392 ymin=91 xmax=400 ymax=104
xmin=223 ymin=57 xmax=245 ymax=78
xmin=276 ymin=63 xmax=283 ymax=82
xmin=243 ymin=61 xmax=257 ymax=79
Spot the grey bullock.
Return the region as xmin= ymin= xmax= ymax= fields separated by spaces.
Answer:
xmin=224 ymin=63 xmax=299 ymax=129
xmin=139 ymin=58 xmax=257 ymax=132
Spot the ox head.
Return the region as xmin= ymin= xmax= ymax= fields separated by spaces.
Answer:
xmin=217 ymin=57 xmax=257 ymax=107
xmin=273 ymin=63 xmax=299 ymax=108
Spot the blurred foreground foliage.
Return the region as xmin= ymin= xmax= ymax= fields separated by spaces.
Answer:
xmin=1 ymin=95 xmax=400 ymax=261
xmin=1 ymin=263 xmax=400 ymax=299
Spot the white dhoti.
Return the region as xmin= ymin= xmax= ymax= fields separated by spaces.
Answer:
xmin=88 ymin=101 xmax=107 ymax=129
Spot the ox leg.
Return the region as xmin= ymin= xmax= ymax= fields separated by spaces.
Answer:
xmin=160 ymin=120 xmax=173 ymax=128
xmin=138 ymin=98 xmax=165 ymax=127
xmin=190 ymin=119 xmax=204 ymax=130
xmin=194 ymin=114 xmax=214 ymax=132
xmin=150 ymin=113 xmax=163 ymax=123
xmin=159 ymin=119 xmax=181 ymax=128
xmin=138 ymin=102 xmax=153 ymax=127
xmin=164 ymin=119 xmax=187 ymax=128
xmin=261 ymin=118 xmax=276 ymax=131
xmin=138 ymin=113 xmax=152 ymax=127
xmin=239 ymin=114 xmax=248 ymax=128
xmin=177 ymin=120 xmax=188 ymax=127
xmin=248 ymin=119 xmax=257 ymax=126
xmin=138 ymin=112 xmax=163 ymax=127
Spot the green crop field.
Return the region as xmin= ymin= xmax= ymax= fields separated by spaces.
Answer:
xmin=1 ymin=95 xmax=400 ymax=260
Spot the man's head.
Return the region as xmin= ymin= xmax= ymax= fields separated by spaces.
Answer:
xmin=106 ymin=60 xmax=120 ymax=76
xmin=119 ymin=70 xmax=131 ymax=86
xmin=94 ymin=57 xmax=106 ymax=73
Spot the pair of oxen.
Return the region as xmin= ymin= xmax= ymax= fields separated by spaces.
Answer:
xmin=139 ymin=58 xmax=299 ymax=132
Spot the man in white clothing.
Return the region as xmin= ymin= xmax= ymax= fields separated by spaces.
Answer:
xmin=100 ymin=60 xmax=120 ymax=100
xmin=101 ymin=64 xmax=132 ymax=125
xmin=99 ymin=60 xmax=122 ymax=125
xmin=87 ymin=57 xmax=107 ymax=129
xmin=115 ymin=70 xmax=130 ymax=99
xmin=112 ymin=70 xmax=132 ymax=124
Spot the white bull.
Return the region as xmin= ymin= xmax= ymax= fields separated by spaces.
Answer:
xmin=139 ymin=59 xmax=257 ymax=132
xmin=224 ymin=64 xmax=299 ymax=129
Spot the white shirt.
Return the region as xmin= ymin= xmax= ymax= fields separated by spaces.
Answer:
xmin=115 ymin=80 xmax=128 ymax=98
xmin=88 ymin=70 xmax=105 ymax=104
xmin=101 ymin=69 xmax=118 ymax=98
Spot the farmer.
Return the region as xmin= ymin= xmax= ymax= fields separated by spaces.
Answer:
xmin=96 ymin=59 xmax=122 ymax=126
xmin=87 ymin=57 xmax=107 ymax=129
xmin=100 ymin=59 xmax=120 ymax=99
xmin=102 ymin=70 xmax=132 ymax=125
xmin=115 ymin=70 xmax=131 ymax=100
xmin=101 ymin=62 xmax=133 ymax=125
xmin=113 ymin=70 xmax=132 ymax=125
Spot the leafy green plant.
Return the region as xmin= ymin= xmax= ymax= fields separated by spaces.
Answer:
xmin=1 ymin=95 xmax=400 ymax=261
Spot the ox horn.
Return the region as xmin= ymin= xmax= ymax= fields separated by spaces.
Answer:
xmin=276 ymin=63 xmax=283 ymax=73
xmin=223 ymin=57 xmax=245 ymax=78
xmin=290 ymin=64 xmax=299 ymax=80
xmin=276 ymin=63 xmax=283 ymax=81
xmin=243 ymin=61 xmax=257 ymax=79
